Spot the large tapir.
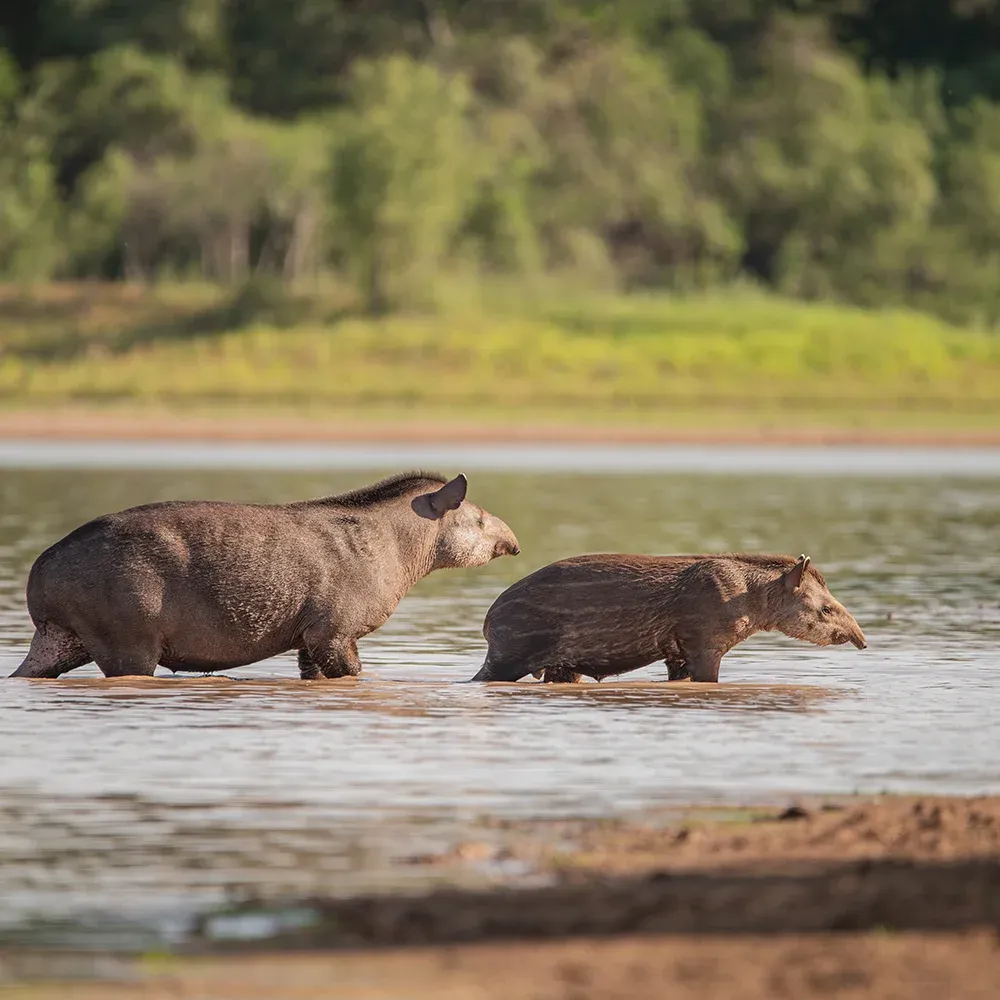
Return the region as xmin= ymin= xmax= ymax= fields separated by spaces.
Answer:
xmin=11 ymin=471 xmax=519 ymax=680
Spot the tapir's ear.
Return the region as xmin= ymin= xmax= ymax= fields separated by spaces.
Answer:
xmin=783 ymin=554 xmax=811 ymax=592
xmin=412 ymin=474 xmax=468 ymax=520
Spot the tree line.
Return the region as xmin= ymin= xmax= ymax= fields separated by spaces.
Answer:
xmin=3 ymin=1 xmax=1000 ymax=324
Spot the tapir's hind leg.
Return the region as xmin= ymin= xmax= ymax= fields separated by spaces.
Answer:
xmin=469 ymin=653 xmax=528 ymax=682
xmin=10 ymin=624 xmax=92 ymax=678
xmin=470 ymin=650 xmax=552 ymax=683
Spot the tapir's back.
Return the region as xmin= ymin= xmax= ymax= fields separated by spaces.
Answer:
xmin=485 ymin=553 xmax=703 ymax=621
xmin=29 ymin=501 xmax=323 ymax=611
xmin=24 ymin=500 xmax=349 ymax=667
xmin=480 ymin=553 xmax=704 ymax=679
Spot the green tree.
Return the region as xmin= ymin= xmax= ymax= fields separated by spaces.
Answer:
xmin=713 ymin=17 xmax=935 ymax=302
xmin=330 ymin=54 xmax=479 ymax=311
xmin=0 ymin=50 xmax=62 ymax=280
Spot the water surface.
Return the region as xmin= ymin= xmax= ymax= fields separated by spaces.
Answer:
xmin=0 ymin=444 xmax=998 ymax=934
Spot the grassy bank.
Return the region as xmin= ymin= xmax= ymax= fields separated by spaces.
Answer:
xmin=0 ymin=282 xmax=998 ymax=433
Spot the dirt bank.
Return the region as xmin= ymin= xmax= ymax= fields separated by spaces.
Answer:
xmin=8 ymin=933 xmax=1000 ymax=1000
xmin=0 ymin=408 xmax=999 ymax=446
xmin=6 ymin=796 xmax=1000 ymax=998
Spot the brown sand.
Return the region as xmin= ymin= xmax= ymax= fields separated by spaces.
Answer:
xmin=6 ymin=796 xmax=1000 ymax=998
xmin=7 ymin=934 xmax=1000 ymax=999
xmin=459 ymin=793 xmax=1000 ymax=876
xmin=0 ymin=408 xmax=998 ymax=446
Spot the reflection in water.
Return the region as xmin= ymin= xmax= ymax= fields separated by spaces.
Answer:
xmin=0 ymin=452 xmax=998 ymax=933
xmin=478 ymin=680 xmax=841 ymax=712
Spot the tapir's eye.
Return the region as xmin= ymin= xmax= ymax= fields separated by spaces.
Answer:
xmin=821 ymin=606 xmax=833 ymax=616
xmin=477 ymin=513 xmax=486 ymax=528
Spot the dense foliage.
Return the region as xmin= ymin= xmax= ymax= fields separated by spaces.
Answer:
xmin=3 ymin=1 xmax=1000 ymax=324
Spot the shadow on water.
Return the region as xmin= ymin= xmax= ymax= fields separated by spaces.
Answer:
xmin=11 ymin=676 xmax=845 ymax=716
xmin=478 ymin=680 xmax=845 ymax=713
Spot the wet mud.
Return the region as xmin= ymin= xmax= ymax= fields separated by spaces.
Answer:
xmin=7 ymin=795 xmax=1000 ymax=999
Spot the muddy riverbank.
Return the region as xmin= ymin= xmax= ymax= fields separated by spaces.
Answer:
xmin=6 ymin=795 xmax=1000 ymax=998
xmin=0 ymin=408 xmax=999 ymax=446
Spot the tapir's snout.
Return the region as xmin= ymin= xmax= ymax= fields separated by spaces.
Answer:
xmin=495 ymin=538 xmax=520 ymax=558
xmin=825 ymin=600 xmax=867 ymax=650
xmin=846 ymin=618 xmax=867 ymax=649
xmin=490 ymin=516 xmax=520 ymax=559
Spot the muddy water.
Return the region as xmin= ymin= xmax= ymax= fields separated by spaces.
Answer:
xmin=0 ymin=444 xmax=998 ymax=937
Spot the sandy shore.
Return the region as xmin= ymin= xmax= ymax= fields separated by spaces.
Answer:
xmin=0 ymin=409 xmax=998 ymax=446
xmin=8 ymin=934 xmax=999 ymax=999
xmin=6 ymin=795 xmax=1000 ymax=998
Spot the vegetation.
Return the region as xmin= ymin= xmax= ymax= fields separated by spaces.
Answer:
xmin=2 ymin=2 xmax=1000 ymax=322
xmin=0 ymin=282 xmax=996 ymax=429
xmin=2 ymin=2 xmax=1000 ymax=431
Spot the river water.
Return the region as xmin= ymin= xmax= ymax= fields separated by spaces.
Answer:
xmin=0 ymin=442 xmax=998 ymax=939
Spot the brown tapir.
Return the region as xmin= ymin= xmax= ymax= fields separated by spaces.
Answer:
xmin=12 ymin=471 xmax=520 ymax=680
xmin=470 ymin=553 xmax=866 ymax=684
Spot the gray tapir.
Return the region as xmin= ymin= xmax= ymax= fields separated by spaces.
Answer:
xmin=471 ymin=553 xmax=866 ymax=683
xmin=11 ymin=471 xmax=519 ymax=680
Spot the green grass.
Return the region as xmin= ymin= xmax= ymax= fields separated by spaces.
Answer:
xmin=0 ymin=281 xmax=997 ymax=431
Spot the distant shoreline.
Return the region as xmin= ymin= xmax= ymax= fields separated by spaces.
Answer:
xmin=0 ymin=410 xmax=997 ymax=448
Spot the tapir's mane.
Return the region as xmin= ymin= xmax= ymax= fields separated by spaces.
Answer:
xmin=323 ymin=470 xmax=449 ymax=508
xmin=720 ymin=552 xmax=829 ymax=587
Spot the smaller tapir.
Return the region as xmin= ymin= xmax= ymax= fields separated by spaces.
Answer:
xmin=471 ymin=553 xmax=866 ymax=683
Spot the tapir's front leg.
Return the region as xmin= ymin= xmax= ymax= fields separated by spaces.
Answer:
xmin=299 ymin=627 xmax=363 ymax=679
xmin=684 ymin=647 xmax=723 ymax=683
xmin=660 ymin=634 xmax=690 ymax=681
xmin=665 ymin=654 xmax=691 ymax=681
xmin=536 ymin=665 xmax=583 ymax=683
